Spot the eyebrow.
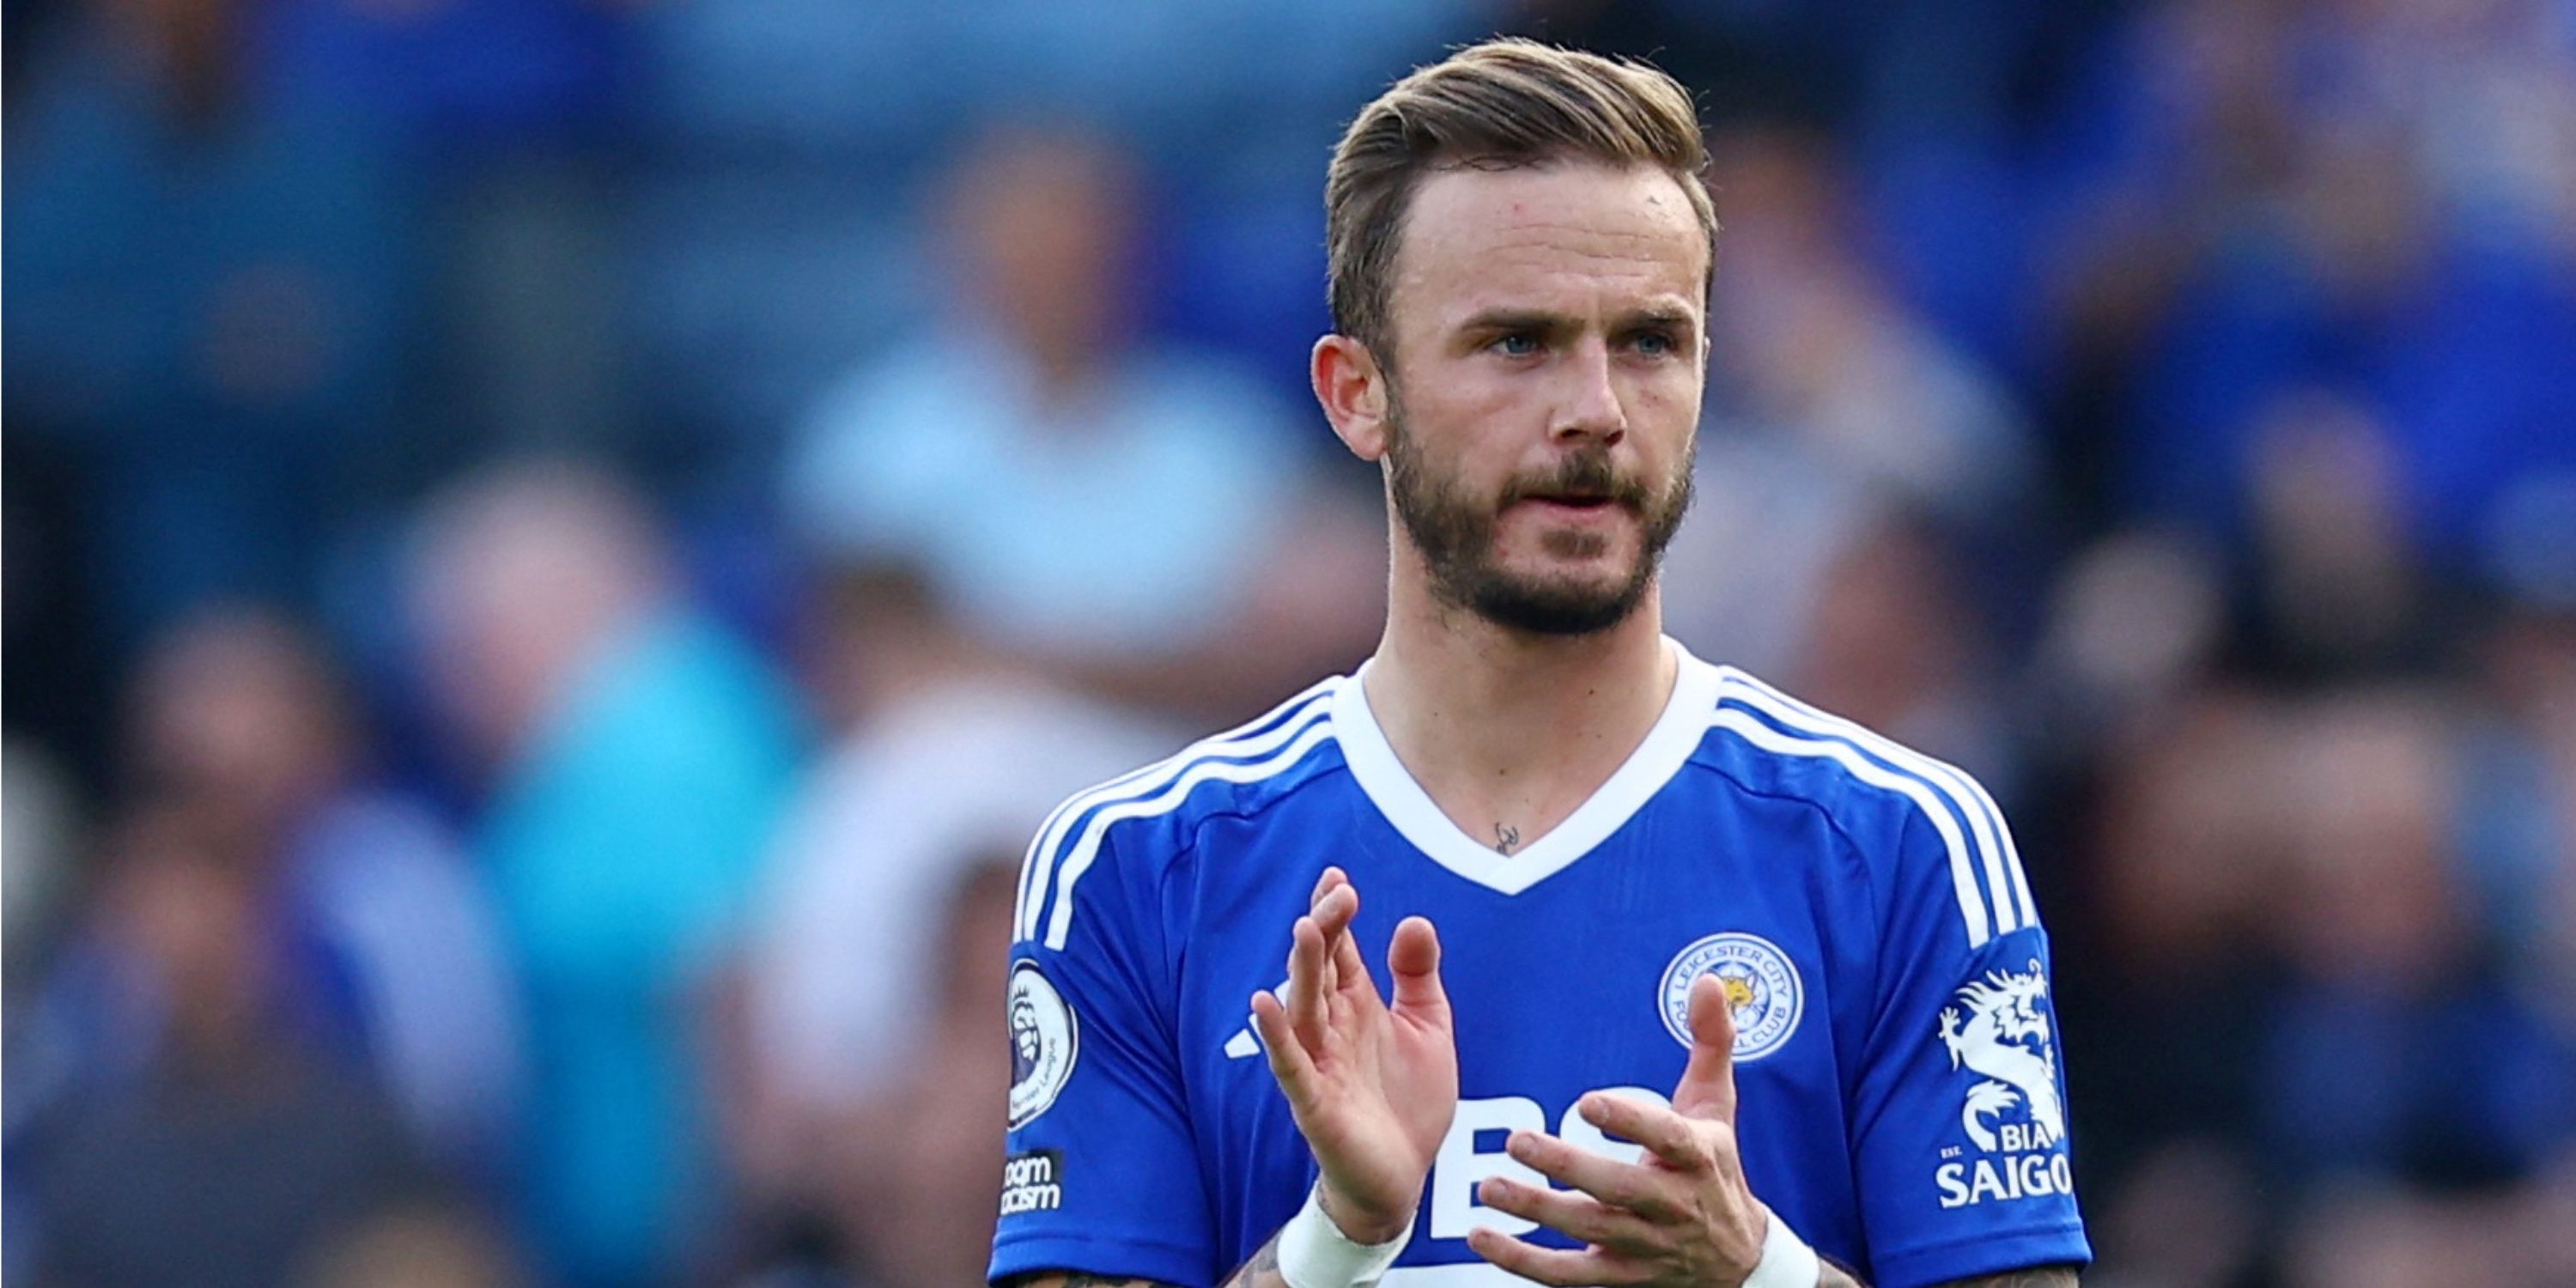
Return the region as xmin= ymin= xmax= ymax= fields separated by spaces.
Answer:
xmin=1454 ymin=306 xmax=1698 ymax=336
xmin=1455 ymin=308 xmax=1569 ymax=337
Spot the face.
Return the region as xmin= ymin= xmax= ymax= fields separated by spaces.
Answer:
xmin=133 ymin=614 xmax=343 ymax=828
xmin=1358 ymin=161 xmax=1709 ymax=635
xmin=953 ymin=130 xmax=1136 ymax=370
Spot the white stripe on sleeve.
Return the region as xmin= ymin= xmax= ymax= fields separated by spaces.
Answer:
xmin=1706 ymin=708 xmax=1994 ymax=948
xmin=1044 ymin=717 xmax=1340 ymax=951
xmin=1722 ymin=670 xmax=2037 ymax=929
xmin=1015 ymin=680 xmax=1337 ymax=942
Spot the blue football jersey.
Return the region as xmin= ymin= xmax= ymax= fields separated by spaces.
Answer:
xmin=991 ymin=644 xmax=2090 ymax=1288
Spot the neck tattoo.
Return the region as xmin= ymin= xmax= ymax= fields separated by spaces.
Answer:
xmin=1494 ymin=823 xmax=1522 ymax=855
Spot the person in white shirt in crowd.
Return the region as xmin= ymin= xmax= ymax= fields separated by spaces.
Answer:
xmin=778 ymin=121 xmax=1382 ymax=724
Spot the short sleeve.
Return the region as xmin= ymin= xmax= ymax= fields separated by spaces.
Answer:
xmin=989 ymin=818 xmax=1216 ymax=1288
xmin=1850 ymin=805 xmax=2092 ymax=1288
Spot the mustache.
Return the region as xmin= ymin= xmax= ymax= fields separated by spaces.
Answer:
xmin=1499 ymin=451 xmax=1654 ymax=509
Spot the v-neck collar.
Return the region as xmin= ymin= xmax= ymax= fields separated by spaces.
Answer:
xmin=1329 ymin=639 xmax=1721 ymax=896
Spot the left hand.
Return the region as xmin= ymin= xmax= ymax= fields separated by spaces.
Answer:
xmin=1465 ymin=973 xmax=1779 ymax=1287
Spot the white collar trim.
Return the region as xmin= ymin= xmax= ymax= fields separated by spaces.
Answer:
xmin=1330 ymin=639 xmax=1720 ymax=896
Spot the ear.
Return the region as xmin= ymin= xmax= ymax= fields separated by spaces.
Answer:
xmin=1311 ymin=333 xmax=1393 ymax=463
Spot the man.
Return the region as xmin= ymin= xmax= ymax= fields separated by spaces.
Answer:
xmin=410 ymin=464 xmax=804 ymax=1287
xmin=781 ymin=124 xmax=1382 ymax=726
xmin=988 ymin=39 xmax=2087 ymax=1288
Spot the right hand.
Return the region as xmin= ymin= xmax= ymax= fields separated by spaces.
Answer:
xmin=1250 ymin=867 xmax=1457 ymax=1246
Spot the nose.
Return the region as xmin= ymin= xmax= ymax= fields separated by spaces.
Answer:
xmin=1550 ymin=338 xmax=1626 ymax=446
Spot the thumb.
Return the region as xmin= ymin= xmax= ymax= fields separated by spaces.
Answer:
xmin=1386 ymin=916 xmax=1450 ymax=1026
xmin=1672 ymin=972 xmax=1739 ymax=1121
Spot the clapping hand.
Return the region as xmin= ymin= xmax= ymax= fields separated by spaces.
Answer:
xmin=1250 ymin=867 xmax=1459 ymax=1245
xmin=1465 ymin=973 xmax=1779 ymax=1287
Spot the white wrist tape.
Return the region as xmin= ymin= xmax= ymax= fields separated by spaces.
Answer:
xmin=1276 ymin=1187 xmax=1413 ymax=1288
xmin=1739 ymin=1205 xmax=1822 ymax=1288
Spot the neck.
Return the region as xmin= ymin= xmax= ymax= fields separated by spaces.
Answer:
xmin=1363 ymin=560 xmax=1678 ymax=850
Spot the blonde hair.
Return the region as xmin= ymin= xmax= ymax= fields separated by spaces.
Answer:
xmin=1325 ymin=38 xmax=1717 ymax=365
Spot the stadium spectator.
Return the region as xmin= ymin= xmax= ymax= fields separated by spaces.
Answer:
xmin=1657 ymin=125 xmax=2037 ymax=705
xmin=2237 ymin=389 xmax=2439 ymax=679
xmin=2257 ymin=690 xmax=2575 ymax=1189
xmin=1 ymin=0 xmax=421 ymax=644
xmin=408 ymin=463 xmax=805 ymax=1288
xmin=2033 ymin=0 xmax=2576 ymax=569
xmin=816 ymin=856 xmax=1025 ymax=1288
xmin=12 ymin=804 xmax=436 ymax=1288
xmin=778 ymin=122 xmax=1382 ymax=724
xmin=3 ymin=608 xmax=521 ymax=1216
xmin=617 ymin=0 xmax=1470 ymax=443
xmin=123 ymin=607 xmax=525 ymax=1170
xmin=1701 ymin=124 xmax=2038 ymax=529
xmin=729 ymin=568 xmax=1177 ymax=1200
xmin=1781 ymin=515 xmax=2017 ymax=790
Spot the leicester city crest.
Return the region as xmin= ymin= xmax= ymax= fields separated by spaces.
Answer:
xmin=1659 ymin=933 xmax=1802 ymax=1060
xmin=1006 ymin=961 xmax=1079 ymax=1129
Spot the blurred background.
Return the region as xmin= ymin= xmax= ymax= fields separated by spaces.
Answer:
xmin=4 ymin=0 xmax=2574 ymax=1285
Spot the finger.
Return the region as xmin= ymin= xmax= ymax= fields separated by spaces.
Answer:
xmin=1576 ymin=1092 xmax=1711 ymax=1175
xmin=1672 ymin=972 xmax=1740 ymax=1121
xmin=1306 ymin=886 xmax=1356 ymax=1006
xmin=1311 ymin=884 xmax=1376 ymax=1005
xmin=1505 ymin=1131 xmax=1682 ymax=1221
xmin=1286 ymin=915 xmax=1330 ymax=1052
xmin=1333 ymin=934 xmax=1379 ymax=1012
xmin=1311 ymin=883 xmax=1358 ymax=944
xmin=1309 ymin=866 xmax=1349 ymax=909
xmin=1386 ymin=916 xmax=1450 ymax=1024
xmin=1477 ymin=1176 xmax=1657 ymax=1252
xmin=1249 ymin=989 xmax=1319 ymax=1100
xmin=1464 ymin=1229 xmax=1646 ymax=1287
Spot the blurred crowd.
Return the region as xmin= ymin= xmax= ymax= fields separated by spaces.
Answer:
xmin=4 ymin=1 xmax=2573 ymax=1287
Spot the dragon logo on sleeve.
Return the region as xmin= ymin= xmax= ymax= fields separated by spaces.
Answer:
xmin=1937 ymin=961 xmax=2063 ymax=1153
xmin=1930 ymin=959 xmax=2075 ymax=1209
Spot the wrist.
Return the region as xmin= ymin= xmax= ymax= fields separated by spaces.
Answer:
xmin=1738 ymin=1205 xmax=1821 ymax=1288
xmin=1314 ymin=1181 xmax=1413 ymax=1247
xmin=1279 ymin=1184 xmax=1414 ymax=1288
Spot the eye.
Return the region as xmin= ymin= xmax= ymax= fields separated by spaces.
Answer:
xmin=1491 ymin=331 xmax=1542 ymax=357
xmin=1631 ymin=330 xmax=1678 ymax=356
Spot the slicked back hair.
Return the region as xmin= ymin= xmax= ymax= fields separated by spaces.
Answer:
xmin=1325 ymin=38 xmax=1717 ymax=370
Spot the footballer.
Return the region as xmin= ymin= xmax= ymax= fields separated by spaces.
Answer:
xmin=990 ymin=39 xmax=2087 ymax=1288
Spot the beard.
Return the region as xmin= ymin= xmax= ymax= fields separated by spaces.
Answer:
xmin=1383 ymin=394 xmax=1695 ymax=636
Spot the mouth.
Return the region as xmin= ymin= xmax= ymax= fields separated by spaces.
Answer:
xmin=1512 ymin=491 xmax=1625 ymax=516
